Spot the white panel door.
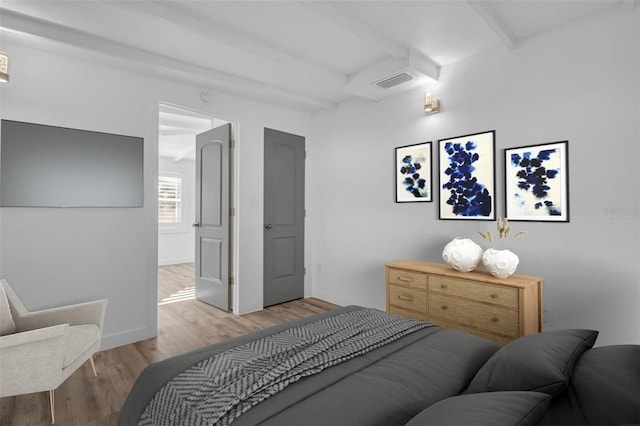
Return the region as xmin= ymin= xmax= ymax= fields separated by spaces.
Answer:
xmin=195 ymin=124 xmax=230 ymax=310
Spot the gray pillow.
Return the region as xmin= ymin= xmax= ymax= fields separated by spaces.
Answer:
xmin=570 ymin=345 xmax=640 ymax=425
xmin=405 ymin=391 xmax=551 ymax=426
xmin=465 ymin=329 xmax=598 ymax=396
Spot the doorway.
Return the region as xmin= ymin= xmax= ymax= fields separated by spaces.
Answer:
xmin=157 ymin=103 xmax=235 ymax=313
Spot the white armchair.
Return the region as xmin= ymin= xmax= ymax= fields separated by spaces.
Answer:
xmin=0 ymin=278 xmax=107 ymax=423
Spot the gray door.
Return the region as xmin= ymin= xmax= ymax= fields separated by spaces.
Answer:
xmin=263 ymin=128 xmax=305 ymax=307
xmin=194 ymin=124 xmax=230 ymax=311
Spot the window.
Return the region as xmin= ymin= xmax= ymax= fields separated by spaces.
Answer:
xmin=158 ymin=175 xmax=182 ymax=224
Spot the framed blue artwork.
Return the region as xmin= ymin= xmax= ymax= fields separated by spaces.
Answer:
xmin=438 ymin=130 xmax=495 ymax=220
xmin=505 ymin=141 xmax=569 ymax=222
xmin=395 ymin=142 xmax=432 ymax=203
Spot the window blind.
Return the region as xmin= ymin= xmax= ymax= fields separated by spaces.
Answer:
xmin=158 ymin=176 xmax=182 ymax=224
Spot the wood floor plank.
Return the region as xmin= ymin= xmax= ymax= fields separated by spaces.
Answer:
xmin=0 ymin=263 xmax=340 ymax=425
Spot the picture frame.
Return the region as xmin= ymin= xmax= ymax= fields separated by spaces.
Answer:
xmin=504 ymin=141 xmax=569 ymax=222
xmin=395 ymin=142 xmax=432 ymax=203
xmin=438 ymin=130 xmax=496 ymax=220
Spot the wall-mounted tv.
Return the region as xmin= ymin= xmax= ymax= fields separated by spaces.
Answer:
xmin=1 ymin=119 xmax=143 ymax=207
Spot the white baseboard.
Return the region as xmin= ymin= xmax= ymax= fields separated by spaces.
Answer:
xmin=100 ymin=326 xmax=156 ymax=351
xmin=311 ymin=289 xmax=370 ymax=309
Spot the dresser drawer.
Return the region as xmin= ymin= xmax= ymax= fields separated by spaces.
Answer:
xmin=389 ymin=305 xmax=428 ymax=321
xmin=431 ymin=317 xmax=512 ymax=345
xmin=388 ymin=283 xmax=427 ymax=313
xmin=388 ymin=268 xmax=427 ymax=290
xmin=429 ymin=293 xmax=519 ymax=338
xmin=429 ymin=276 xmax=518 ymax=309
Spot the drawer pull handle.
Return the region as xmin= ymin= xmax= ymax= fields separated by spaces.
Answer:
xmin=441 ymin=305 xmax=448 ymax=310
xmin=491 ymin=294 xmax=498 ymax=299
xmin=398 ymin=276 xmax=413 ymax=282
xmin=441 ymin=284 xmax=448 ymax=289
xmin=491 ymin=317 xmax=499 ymax=323
xmin=398 ymin=295 xmax=414 ymax=302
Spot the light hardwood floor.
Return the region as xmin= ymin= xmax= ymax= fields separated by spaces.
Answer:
xmin=0 ymin=263 xmax=339 ymax=425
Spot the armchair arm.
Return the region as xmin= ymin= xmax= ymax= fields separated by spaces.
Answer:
xmin=14 ymin=299 xmax=108 ymax=333
xmin=0 ymin=324 xmax=69 ymax=397
xmin=0 ymin=323 xmax=68 ymax=349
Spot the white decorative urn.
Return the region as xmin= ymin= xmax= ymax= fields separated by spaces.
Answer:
xmin=482 ymin=248 xmax=519 ymax=278
xmin=442 ymin=238 xmax=484 ymax=272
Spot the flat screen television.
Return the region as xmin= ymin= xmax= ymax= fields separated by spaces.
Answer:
xmin=0 ymin=119 xmax=143 ymax=207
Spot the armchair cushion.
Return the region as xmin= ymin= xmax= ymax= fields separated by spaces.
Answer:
xmin=0 ymin=281 xmax=16 ymax=336
xmin=64 ymin=324 xmax=101 ymax=368
xmin=0 ymin=324 xmax=69 ymax=396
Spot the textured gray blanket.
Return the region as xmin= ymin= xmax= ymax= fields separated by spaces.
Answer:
xmin=137 ymin=308 xmax=432 ymax=426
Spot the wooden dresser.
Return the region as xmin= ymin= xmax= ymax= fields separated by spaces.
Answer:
xmin=386 ymin=260 xmax=542 ymax=345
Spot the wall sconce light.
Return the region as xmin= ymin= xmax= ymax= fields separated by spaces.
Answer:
xmin=0 ymin=52 xmax=9 ymax=83
xmin=424 ymin=92 xmax=439 ymax=115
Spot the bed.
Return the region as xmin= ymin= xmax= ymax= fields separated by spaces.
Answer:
xmin=119 ymin=306 xmax=640 ymax=426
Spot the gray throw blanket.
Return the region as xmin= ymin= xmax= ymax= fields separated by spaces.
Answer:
xmin=137 ymin=308 xmax=432 ymax=426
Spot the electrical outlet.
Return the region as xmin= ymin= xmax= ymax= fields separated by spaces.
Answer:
xmin=542 ymin=309 xmax=552 ymax=326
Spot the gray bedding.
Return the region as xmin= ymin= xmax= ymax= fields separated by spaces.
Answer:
xmin=137 ymin=308 xmax=434 ymax=425
xmin=119 ymin=306 xmax=499 ymax=426
xmin=120 ymin=305 xmax=640 ymax=426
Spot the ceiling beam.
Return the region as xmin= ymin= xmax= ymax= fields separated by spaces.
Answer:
xmin=467 ymin=1 xmax=517 ymax=49
xmin=173 ymin=144 xmax=195 ymax=163
xmin=159 ymin=128 xmax=199 ymax=137
xmin=0 ymin=8 xmax=337 ymax=111
xmin=299 ymin=1 xmax=410 ymax=59
xmin=102 ymin=0 xmax=347 ymax=86
xmin=299 ymin=1 xmax=440 ymax=85
xmin=158 ymin=113 xmax=211 ymax=131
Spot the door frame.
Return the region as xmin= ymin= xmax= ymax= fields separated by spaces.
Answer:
xmin=156 ymin=101 xmax=239 ymax=314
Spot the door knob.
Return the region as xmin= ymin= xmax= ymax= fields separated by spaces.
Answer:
xmin=192 ymin=222 xmax=200 ymax=227
xmin=265 ymin=223 xmax=273 ymax=229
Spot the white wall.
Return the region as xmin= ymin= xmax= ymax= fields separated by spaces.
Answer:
xmin=2 ymin=8 xmax=637 ymax=349
xmin=158 ymin=155 xmax=196 ymax=265
xmin=309 ymin=9 xmax=640 ymax=346
xmin=0 ymin=45 xmax=158 ymax=349
xmin=0 ymin=41 xmax=312 ymax=348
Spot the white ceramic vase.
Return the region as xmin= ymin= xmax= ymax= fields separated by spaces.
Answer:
xmin=442 ymin=238 xmax=484 ymax=272
xmin=482 ymin=248 xmax=519 ymax=278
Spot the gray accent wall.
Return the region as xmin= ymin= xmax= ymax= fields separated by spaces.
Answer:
xmin=0 ymin=120 xmax=143 ymax=208
xmin=309 ymin=9 xmax=640 ymax=346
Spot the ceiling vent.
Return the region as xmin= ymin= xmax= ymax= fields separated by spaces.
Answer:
xmin=374 ymin=72 xmax=415 ymax=89
xmin=345 ymin=49 xmax=440 ymax=101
